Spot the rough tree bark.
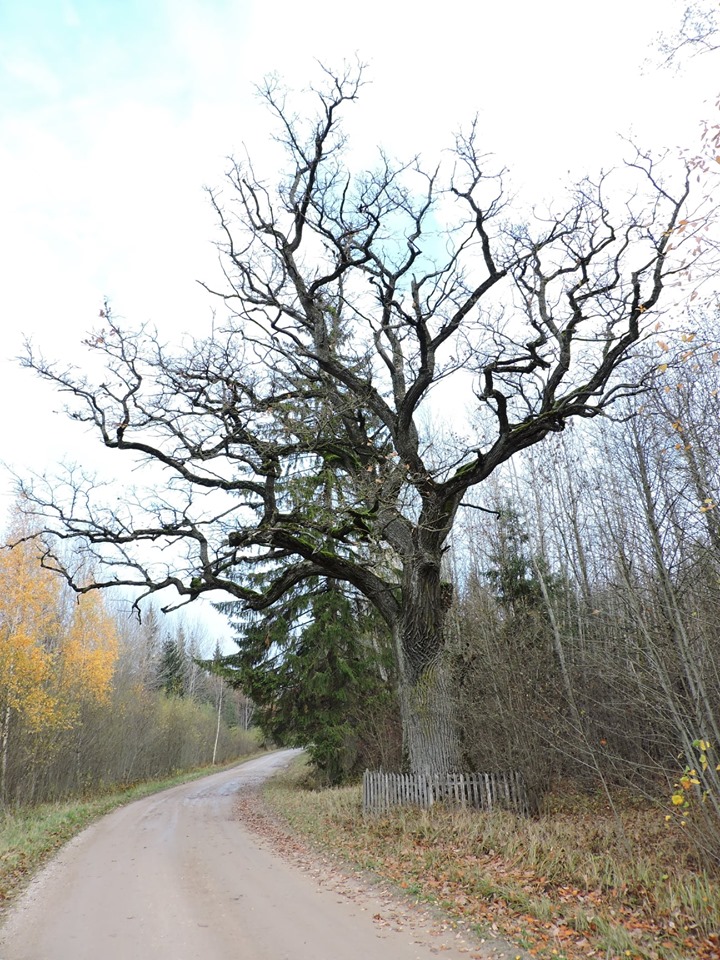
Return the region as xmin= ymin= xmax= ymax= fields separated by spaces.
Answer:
xmin=393 ymin=540 xmax=462 ymax=774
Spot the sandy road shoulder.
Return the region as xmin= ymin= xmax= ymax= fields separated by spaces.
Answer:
xmin=233 ymin=785 xmax=530 ymax=960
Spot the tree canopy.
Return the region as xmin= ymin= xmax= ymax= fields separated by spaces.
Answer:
xmin=20 ymin=64 xmax=703 ymax=773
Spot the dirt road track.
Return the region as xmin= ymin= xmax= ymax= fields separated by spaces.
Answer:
xmin=0 ymin=750 xmax=525 ymax=960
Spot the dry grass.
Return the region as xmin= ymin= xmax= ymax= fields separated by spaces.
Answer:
xmin=265 ymin=762 xmax=720 ymax=960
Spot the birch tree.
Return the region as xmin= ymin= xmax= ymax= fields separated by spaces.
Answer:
xmin=0 ymin=507 xmax=118 ymax=801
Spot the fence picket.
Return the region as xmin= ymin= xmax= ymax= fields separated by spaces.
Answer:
xmin=362 ymin=769 xmax=528 ymax=816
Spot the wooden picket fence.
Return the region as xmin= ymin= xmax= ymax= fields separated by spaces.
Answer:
xmin=362 ymin=769 xmax=529 ymax=816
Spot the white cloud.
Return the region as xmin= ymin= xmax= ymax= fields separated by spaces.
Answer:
xmin=0 ymin=0 xmax=716 ymax=523
xmin=2 ymin=52 xmax=61 ymax=97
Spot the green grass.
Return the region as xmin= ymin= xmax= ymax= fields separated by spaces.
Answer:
xmin=0 ymin=752 xmax=265 ymax=905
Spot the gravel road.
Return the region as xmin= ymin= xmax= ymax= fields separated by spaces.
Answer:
xmin=0 ymin=750 xmax=525 ymax=960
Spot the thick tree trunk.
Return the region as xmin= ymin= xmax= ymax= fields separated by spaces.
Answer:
xmin=398 ymin=659 xmax=461 ymax=775
xmin=395 ymin=557 xmax=461 ymax=775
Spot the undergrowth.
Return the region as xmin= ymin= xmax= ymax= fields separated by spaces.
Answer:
xmin=264 ymin=760 xmax=720 ymax=960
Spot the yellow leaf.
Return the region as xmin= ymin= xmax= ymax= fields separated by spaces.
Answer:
xmin=658 ymin=340 xmax=669 ymax=352
xmin=658 ymin=363 xmax=668 ymax=373
xmin=671 ymin=793 xmax=685 ymax=805
xmin=0 ymin=502 xmax=118 ymax=742
xmin=0 ymin=517 xmax=63 ymax=731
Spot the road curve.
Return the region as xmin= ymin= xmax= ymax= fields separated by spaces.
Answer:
xmin=1 ymin=750 xmax=523 ymax=960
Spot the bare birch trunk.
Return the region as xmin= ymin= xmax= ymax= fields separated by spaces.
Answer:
xmin=212 ymin=679 xmax=223 ymax=766
xmin=0 ymin=703 xmax=11 ymax=804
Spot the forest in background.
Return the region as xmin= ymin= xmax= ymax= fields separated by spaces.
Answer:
xmin=0 ymin=516 xmax=257 ymax=808
xmin=3 ymin=301 xmax=716 ymax=870
xmin=453 ymin=312 xmax=720 ymax=851
xmin=225 ymin=307 xmax=720 ymax=871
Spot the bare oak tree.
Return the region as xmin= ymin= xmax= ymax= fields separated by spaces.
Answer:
xmin=21 ymin=64 xmax=698 ymax=774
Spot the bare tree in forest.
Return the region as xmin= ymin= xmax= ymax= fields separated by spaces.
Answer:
xmin=20 ymin=64 xmax=701 ymax=774
xmin=658 ymin=0 xmax=719 ymax=66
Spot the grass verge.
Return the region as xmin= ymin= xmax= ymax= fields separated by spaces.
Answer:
xmin=0 ymin=752 xmax=265 ymax=907
xmin=264 ymin=759 xmax=720 ymax=960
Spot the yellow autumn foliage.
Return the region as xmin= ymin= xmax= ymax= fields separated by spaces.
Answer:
xmin=0 ymin=506 xmax=119 ymax=737
xmin=0 ymin=527 xmax=63 ymax=732
xmin=58 ymin=591 xmax=119 ymax=708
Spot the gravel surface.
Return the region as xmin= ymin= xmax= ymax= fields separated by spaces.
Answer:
xmin=0 ymin=750 xmax=527 ymax=959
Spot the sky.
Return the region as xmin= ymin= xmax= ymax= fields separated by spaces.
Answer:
xmin=0 ymin=0 xmax=717 ymax=631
